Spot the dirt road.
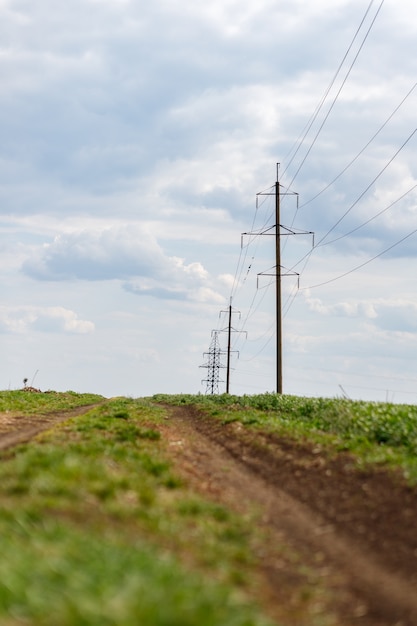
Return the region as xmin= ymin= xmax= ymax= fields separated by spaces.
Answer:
xmin=161 ymin=405 xmax=417 ymax=626
xmin=1 ymin=402 xmax=416 ymax=626
xmin=0 ymin=404 xmax=99 ymax=451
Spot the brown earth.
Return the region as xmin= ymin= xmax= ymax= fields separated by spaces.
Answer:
xmin=160 ymin=405 xmax=417 ymax=626
xmin=0 ymin=404 xmax=98 ymax=451
xmin=1 ymin=402 xmax=416 ymax=626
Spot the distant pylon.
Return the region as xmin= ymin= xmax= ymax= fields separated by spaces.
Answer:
xmin=200 ymin=331 xmax=225 ymax=394
xmin=219 ymin=299 xmax=246 ymax=393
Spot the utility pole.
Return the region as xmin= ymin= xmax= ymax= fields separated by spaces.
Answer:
xmin=275 ymin=168 xmax=282 ymax=394
xmin=219 ymin=299 xmax=246 ymax=393
xmin=242 ymin=164 xmax=313 ymax=395
xmin=226 ymin=300 xmax=233 ymax=393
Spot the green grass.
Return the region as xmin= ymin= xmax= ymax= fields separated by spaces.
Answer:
xmin=5 ymin=390 xmax=414 ymax=625
xmin=0 ymin=521 xmax=262 ymax=626
xmin=153 ymin=393 xmax=417 ymax=484
xmin=0 ymin=390 xmax=105 ymax=414
xmin=0 ymin=395 xmax=273 ymax=626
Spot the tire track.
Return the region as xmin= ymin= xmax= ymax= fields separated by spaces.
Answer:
xmin=161 ymin=405 xmax=417 ymax=626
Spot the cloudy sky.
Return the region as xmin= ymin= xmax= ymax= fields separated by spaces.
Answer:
xmin=2 ymin=0 xmax=417 ymax=402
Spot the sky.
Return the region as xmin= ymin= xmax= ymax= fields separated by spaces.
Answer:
xmin=1 ymin=0 xmax=417 ymax=402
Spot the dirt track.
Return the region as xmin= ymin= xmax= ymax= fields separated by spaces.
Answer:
xmin=0 ymin=405 xmax=98 ymax=451
xmin=161 ymin=405 xmax=417 ymax=626
xmin=1 ymin=403 xmax=416 ymax=626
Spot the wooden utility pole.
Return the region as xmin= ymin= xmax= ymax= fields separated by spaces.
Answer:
xmin=240 ymin=165 xmax=311 ymax=396
xmin=219 ymin=300 xmax=245 ymax=394
xmin=226 ymin=301 xmax=232 ymax=393
xmin=275 ymin=168 xmax=283 ymax=394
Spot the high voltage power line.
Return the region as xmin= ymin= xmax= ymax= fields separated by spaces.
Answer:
xmin=315 ymin=128 xmax=417 ymax=249
xmin=318 ymin=182 xmax=417 ymax=248
xmin=299 ymin=81 xmax=417 ymax=210
xmin=283 ymin=0 xmax=386 ymax=205
xmin=282 ymin=0 xmax=382 ymax=177
xmin=300 ymin=226 xmax=417 ymax=291
xmin=286 ymin=129 xmax=417 ymax=294
xmin=201 ymin=0 xmax=416 ymax=397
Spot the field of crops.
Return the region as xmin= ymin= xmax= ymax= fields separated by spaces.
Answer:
xmin=154 ymin=392 xmax=417 ymax=484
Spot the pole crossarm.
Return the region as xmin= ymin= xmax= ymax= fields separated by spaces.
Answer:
xmin=256 ymin=188 xmax=298 ymax=199
xmin=242 ymin=226 xmax=314 ymax=247
xmin=257 ymin=266 xmax=300 ymax=289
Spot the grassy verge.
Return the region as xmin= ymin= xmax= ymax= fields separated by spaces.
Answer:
xmin=0 ymin=395 xmax=274 ymax=626
xmin=153 ymin=393 xmax=417 ymax=484
xmin=0 ymin=390 xmax=105 ymax=415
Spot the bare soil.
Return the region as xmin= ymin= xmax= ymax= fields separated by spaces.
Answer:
xmin=0 ymin=405 xmax=98 ymax=451
xmin=160 ymin=405 xmax=417 ymax=626
xmin=1 ymin=402 xmax=416 ymax=626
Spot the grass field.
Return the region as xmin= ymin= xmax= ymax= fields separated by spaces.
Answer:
xmin=154 ymin=393 xmax=417 ymax=484
xmin=0 ymin=392 xmax=273 ymax=626
xmin=0 ymin=389 xmax=104 ymax=414
xmin=1 ymin=390 xmax=416 ymax=625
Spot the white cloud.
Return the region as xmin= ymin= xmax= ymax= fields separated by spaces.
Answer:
xmin=305 ymin=297 xmax=378 ymax=319
xmin=370 ymin=300 xmax=417 ymax=333
xmin=0 ymin=306 xmax=94 ymax=334
xmin=20 ymin=225 xmax=224 ymax=305
xmin=1 ymin=0 xmax=417 ymax=399
xmin=123 ymin=279 xmax=224 ymax=305
xmin=305 ymin=296 xmax=417 ymax=332
xmin=22 ymin=226 xmax=165 ymax=281
xmin=218 ymin=274 xmax=235 ymax=290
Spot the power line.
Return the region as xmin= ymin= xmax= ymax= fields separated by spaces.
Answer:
xmin=294 ymin=365 xmax=417 ymax=385
xmin=230 ymin=189 xmax=274 ymax=303
xmin=285 ymin=129 xmax=417 ymax=286
xmin=301 ymin=227 xmax=417 ymax=291
xmin=215 ymin=3 xmax=387 ymax=371
xmin=201 ymin=2 xmax=413 ymax=399
xmin=281 ymin=0 xmax=385 ymax=246
xmin=282 ymin=0 xmax=381 ymax=179
xmin=299 ymin=81 xmax=417 ymax=209
xmin=316 ymin=128 xmax=417 ymax=248
xmin=288 ymin=377 xmax=417 ymax=399
xmin=239 ymin=328 xmax=274 ymax=363
xmin=318 ymin=182 xmax=417 ymax=248
xmin=285 ymin=0 xmax=386 ymax=214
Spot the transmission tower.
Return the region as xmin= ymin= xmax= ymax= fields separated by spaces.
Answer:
xmin=200 ymin=331 xmax=226 ymax=394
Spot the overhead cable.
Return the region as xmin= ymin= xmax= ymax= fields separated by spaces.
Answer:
xmin=300 ymin=227 xmax=417 ymax=291
xmin=320 ymin=182 xmax=417 ymax=247
xmin=286 ymin=0 xmax=386 ymax=228
xmin=316 ymin=128 xmax=417 ymax=247
xmin=283 ymin=0 xmax=379 ymax=179
xmin=299 ymin=81 xmax=417 ymax=209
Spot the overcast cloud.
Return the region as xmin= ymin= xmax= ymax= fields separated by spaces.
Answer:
xmin=1 ymin=0 xmax=417 ymax=402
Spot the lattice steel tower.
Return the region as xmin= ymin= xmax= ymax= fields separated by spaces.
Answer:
xmin=200 ymin=331 xmax=225 ymax=394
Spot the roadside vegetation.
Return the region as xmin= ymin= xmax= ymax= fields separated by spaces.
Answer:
xmin=2 ymin=390 xmax=417 ymax=625
xmin=153 ymin=393 xmax=417 ymax=484
xmin=0 ymin=392 xmax=273 ymax=626
xmin=0 ymin=389 xmax=104 ymax=414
